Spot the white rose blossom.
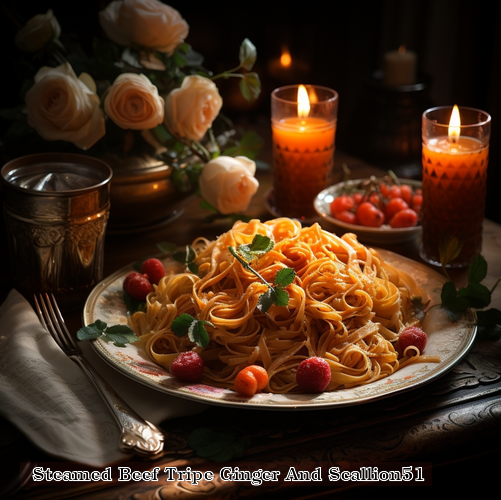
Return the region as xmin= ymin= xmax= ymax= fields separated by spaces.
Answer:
xmin=25 ymin=63 xmax=105 ymax=150
xmin=104 ymin=73 xmax=165 ymax=130
xmin=15 ymin=9 xmax=61 ymax=53
xmin=164 ymin=75 xmax=223 ymax=142
xmin=99 ymin=0 xmax=188 ymax=55
xmin=199 ymin=156 xmax=259 ymax=214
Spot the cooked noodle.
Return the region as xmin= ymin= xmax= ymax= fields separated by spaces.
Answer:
xmin=130 ymin=218 xmax=439 ymax=393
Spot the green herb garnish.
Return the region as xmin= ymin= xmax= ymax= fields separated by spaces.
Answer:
xmin=77 ymin=321 xmax=140 ymax=347
xmin=229 ymin=235 xmax=296 ymax=313
xmin=157 ymin=241 xmax=199 ymax=274
xmin=171 ymin=313 xmax=213 ymax=348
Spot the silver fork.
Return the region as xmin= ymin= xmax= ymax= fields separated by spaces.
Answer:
xmin=33 ymin=292 xmax=164 ymax=459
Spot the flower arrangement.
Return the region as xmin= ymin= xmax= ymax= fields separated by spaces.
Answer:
xmin=1 ymin=0 xmax=262 ymax=216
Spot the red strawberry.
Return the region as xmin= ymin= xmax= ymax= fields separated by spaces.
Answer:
xmin=126 ymin=274 xmax=153 ymax=302
xmin=296 ymin=357 xmax=331 ymax=393
xmin=170 ymin=352 xmax=204 ymax=382
xmin=399 ymin=326 xmax=427 ymax=354
xmin=141 ymin=258 xmax=165 ymax=285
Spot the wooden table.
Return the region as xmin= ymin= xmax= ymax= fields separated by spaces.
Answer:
xmin=5 ymin=151 xmax=501 ymax=499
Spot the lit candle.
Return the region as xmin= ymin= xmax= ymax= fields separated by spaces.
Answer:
xmin=383 ymin=45 xmax=417 ymax=86
xmin=267 ymin=47 xmax=310 ymax=83
xmin=271 ymin=84 xmax=338 ymax=219
xmin=421 ymin=105 xmax=491 ymax=267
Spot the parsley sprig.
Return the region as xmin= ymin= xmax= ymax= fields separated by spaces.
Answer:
xmin=77 ymin=320 xmax=141 ymax=347
xmin=229 ymin=234 xmax=296 ymax=313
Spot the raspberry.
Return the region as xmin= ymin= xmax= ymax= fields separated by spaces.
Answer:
xmin=126 ymin=274 xmax=153 ymax=302
xmin=170 ymin=352 xmax=204 ymax=382
xmin=141 ymin=258 xmax=165 ymax=285
xmin=296 ymin=357 xmax=331 ymax=393
xmin=399 ymin=326 xmax=427 ymax=354
xmin=123 ymin=272 xmax=147 ymax=293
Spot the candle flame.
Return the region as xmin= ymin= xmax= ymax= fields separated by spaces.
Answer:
xmin=280 ymin=49 xmax=292 ymax=68
xmin=448 ymin=104 xmax=461 ymax=143
xmin=297 ymin=85 xmax=310 ymax=118
xmin=398 ymin=44 xmax=406 ymax=54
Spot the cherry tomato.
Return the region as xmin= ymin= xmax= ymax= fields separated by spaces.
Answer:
xmin=379 ymin=183 xmax=390 ymax=198
xmin=412 ymin=193 xmax=423 ymax=213
xmin=356 ymin=202 xmax=384 ymax=227
xmin=353 ymin=192 xmax=363 ymax=205
xmin=234 ymin=369 xmax=258 ymax=397
xmin=330 ymin=195 xmax=355 ymax=216
xmin=400 ymin=184 xmax=413 ymax=205
xmin=334 ymin=210 xmax=358 ymax=224
xmin=388 ymin=185 xmax=402 ymax=199
xmin=385 ymin=197 xmax=409 ymax=222
xmin=245 ymin=365 xmax=268 ymax=391
xmin=389 ymin=208 xmax=418 ymax=228
xmin=369 ymin=193 xmax=381 ymax=206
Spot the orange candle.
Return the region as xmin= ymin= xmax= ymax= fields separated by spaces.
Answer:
xmin=421 ymin=105 xmax=491 ymax=267
xmin=271 ymin=85 xmax=338 ymax=219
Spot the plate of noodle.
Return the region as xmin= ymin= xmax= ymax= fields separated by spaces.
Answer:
xmin=83 ymin=218 xmax=476 ymax=409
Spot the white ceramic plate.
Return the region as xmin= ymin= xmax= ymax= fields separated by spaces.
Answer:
xmin=314 ymin=178 xmax=422 ymax=245
xmin=83 ymin=249 xmax=475 ymax=410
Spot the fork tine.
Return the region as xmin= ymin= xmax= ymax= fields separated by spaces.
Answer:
xmin=46 ymin=293 xmax=79 ymax=352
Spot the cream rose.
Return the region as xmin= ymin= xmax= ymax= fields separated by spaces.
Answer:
xmin=164 ymin=75 xmax=223 ymax=142
xmin=15 ymin=10 xmax=61 ymax=53
xmin=200 ymin=156 xmax=259 ymax=214
xmin=104 ymin=73 xmax=164 ymax=130
xmin=99 ymin=0 xmax=188 ymax=55
xmin=25 ymin=63 xmax=105 ymax=150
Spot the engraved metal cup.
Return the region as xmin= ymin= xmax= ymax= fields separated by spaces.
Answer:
xmin=1 ymin=153 xmax=112 ymax=310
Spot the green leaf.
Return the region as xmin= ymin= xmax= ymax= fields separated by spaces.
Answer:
xmin=238 ymin=234 xmax=274 ymax=261
xmin=123 ymin=292 xmax=146 ymax=315
xmin=468 ymin=255 xmax=488 ymax=284
xmin=76 ymin=324 xmax=103 ymax=341
xmin=188 ymin=261 xmax=199 ymax=274
xmin=105 ymin=331 xmax=140 ymax=347
xmin=188 ymin=320 xmax=211 ymax=348
xmin=157 ymin=241 xmax=177 ymax=254
xmin=94 ymin=319 xmax=107 ymax=332
xmin=239 ymin=38 xmax=257 ymax=71
xmin=172 ymin=52 xmax=187 ymax=68
xmin=257 ymin=289 xmax=274 ymax=313
xmin=171 ymin=313 xmax=196 ymax=337
xmin=239 ymin=72 xmax=261 ymax=102
xmin=457 ymin=283 xmax=491 ymax=309
xmin=274 ymin=287 xmax=289 ymax=307
xmin=200 ymin=199 xmax=217 ymax=212
xmin=441 ymin=281 xmax=458 ymax=308
xmin=274 ymin=268 xmax=296 ymax=288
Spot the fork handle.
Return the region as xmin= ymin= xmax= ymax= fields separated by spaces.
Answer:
xmin=71 ymin=354 xmax=164 ymax=458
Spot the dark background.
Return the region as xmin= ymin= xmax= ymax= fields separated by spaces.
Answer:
xmin=1 ymin=0 xmax=500 ymax=222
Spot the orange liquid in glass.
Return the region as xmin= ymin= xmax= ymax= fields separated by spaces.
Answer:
xmin=272 ymin=117 xmax=336 ymax=219
xmin=421 ymin=137 xmax=489 ymax=266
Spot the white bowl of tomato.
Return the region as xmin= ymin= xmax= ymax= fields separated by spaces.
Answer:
xmin=314 ymin=177 xmax=422 ymax=245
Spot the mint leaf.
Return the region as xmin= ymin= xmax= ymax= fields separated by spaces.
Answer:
xmin=274 ymin=268 xmax=296 ymax=288
xmin=76 ymin=324 xmax=103 ymax=341
xmin=238 ymin=234 xmax=274 ymax=261
xmin=77 ymin=320 xmax=140 ymax=347
xmin=468 ymin=255 xmax=488 ymax=284
xmin=123 ymin=292 xmax=146 ymax=315
xmin=173 ymin=245 xmax=198 ymax=274
xmin=458 ymin=283 xmax=491 ymax=309
xmin=188 ymin=320 xmax=211 ymax=348
xmin=171 ymin=313 xmax=196 ymax=337
xmin=274 ymin=287 xmax=289 ymax=307
xmin=441 ymin=281 xmax=458 ymax=308
xmin=257 ymin=289 xmax=274 ymax=313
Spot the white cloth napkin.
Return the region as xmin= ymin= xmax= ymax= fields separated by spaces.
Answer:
xmin=0 ymin=289 xmax=207 ymax=466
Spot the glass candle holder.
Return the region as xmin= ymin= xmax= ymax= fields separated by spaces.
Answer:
xmin=271 ymin=85 xmax=338 ymax=219
xmin=420 ymin=106 xmax=491 ymax=268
